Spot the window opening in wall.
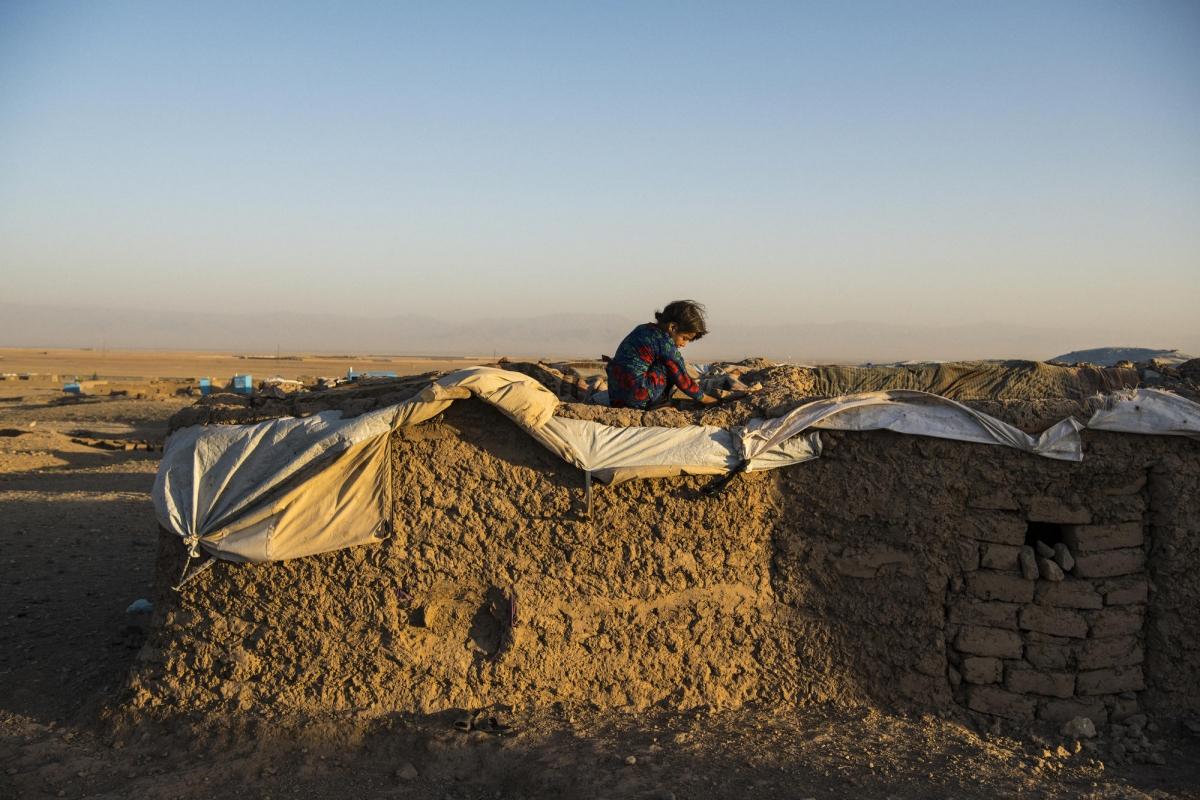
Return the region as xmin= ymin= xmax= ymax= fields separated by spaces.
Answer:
xmin=1025 ymin=521 xmax=1064 ymax=549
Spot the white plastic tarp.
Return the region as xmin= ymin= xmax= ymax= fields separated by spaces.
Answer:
xmin=741 ymin=390 xmax=1085 ymax=465
xmin=539 ymin=416 xmax=821 ymax=484
xmin=1086 ymin=388 xmax=1200 ymax=440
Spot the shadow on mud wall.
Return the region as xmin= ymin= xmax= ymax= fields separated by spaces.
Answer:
xmin=764 ymin=431 xmax=958 ymax=713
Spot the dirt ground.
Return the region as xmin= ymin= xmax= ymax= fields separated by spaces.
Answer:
xmin=2 ymin=354 xmax=1199 ymax=799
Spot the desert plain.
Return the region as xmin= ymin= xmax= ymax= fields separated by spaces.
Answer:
xmin=1 ymin=347 xmax=1198 ymax=800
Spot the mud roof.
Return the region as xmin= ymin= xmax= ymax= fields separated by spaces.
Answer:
xmin=169 ymin=358 xmax=1200 ymax=436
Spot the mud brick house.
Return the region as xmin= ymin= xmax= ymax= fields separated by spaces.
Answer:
xmin=133 ymin=363 xmax=1200 ymax=729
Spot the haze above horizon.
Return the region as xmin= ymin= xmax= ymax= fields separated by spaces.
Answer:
xmin=1 ymin=1 xmax=1197 ymax=356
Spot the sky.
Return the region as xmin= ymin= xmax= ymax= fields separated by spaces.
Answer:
xmin=1 ymin=1 xmax=1198 ymax=354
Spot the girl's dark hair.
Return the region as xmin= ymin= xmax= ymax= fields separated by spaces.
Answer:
xmin=654 ymin=300 xmax=708 ymax=340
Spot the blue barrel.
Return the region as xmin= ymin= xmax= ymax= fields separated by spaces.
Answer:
xmin=199 ymin=378 xmax=213 ymax=396
xmin=231 ymin=374 xmax=253 ymax=395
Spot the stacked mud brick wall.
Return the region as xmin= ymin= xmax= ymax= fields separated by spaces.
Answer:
xmin=947 ymin=500 xmax=1148 ymax=725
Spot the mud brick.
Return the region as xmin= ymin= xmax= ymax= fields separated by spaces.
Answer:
xmin=1027 ymin=496 xmax=1091 ymax=525
xmin=979 ymin=543 xmax=1021 ymax=571
xmin=1100 ymin=577 xmax=1148 ymax=606
xmin=963 ymin=513 xmax=1027 ymax=546
xmin=1086 ymin=606 xmax=1144 ymax=638
xmin=1072 ymin=548 xmax=1144 ymax=579
xmin=967 ymin=571 xmax=1035 ymax=604
xmin=1038 ymin=698 xmax=1109 ymax=725
xmin=1077 ymin=666 xmax=1144 ymax=695
xmin=968 ymin=685 xmax=1036 ymax=720
xmin=961 ymin=656 xmax=1003 ymax=685
xmin=1024 ymin=640 xmax=1075 ymax=670
xmin=1019 ymin=606 xmax=1088 ymax=639
xmin=1006 ymin=668 xmax=1075 ymax=698
xmin=967 ymin=489 xmax=1020 ymax=511
xmin=1024 ymin=631 xmax=1072 ymax=644
xmin=1063 ymin=523 xmax=1143 ymax=552
xmin=947 ymin=600 xmax=1019 ymax=629
xmin=1035 ymin=580 xmax=1103 ymax=609
xmin=1077 ymin=636 xmax=1142 ymax=670
xmin=955 ymin=626 xmax=1024 ymax=659
xmin=956 ymin=538 xmax=980 ymax=572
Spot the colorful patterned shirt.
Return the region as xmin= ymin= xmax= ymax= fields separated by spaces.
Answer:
xmin=607 ymin=323 xmax=705 ymax=409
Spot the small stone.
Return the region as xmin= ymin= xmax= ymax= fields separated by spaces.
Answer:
xmin=1036 ymin=541 xmax=1055 ymax=558
xmin=624 ymin=755 xmax=637 ymax=766
xmin=395 ymin=762 xmax=419 ymax=781
xmin=1037 ymin=557 xmax=1065 ymax=582
xmin=1061 ymin=716 xmax=1097 ymax=739
xmin=1125 ymin=714 xmax=1148 ymax=734
xmin=1111 ymin=743 xmax=1126 ymax=759
xmin=1053 ymin=543 xmax=1075 ymax=572
xmin=1146 ymin=752 xmax=1166 ymax=766
xmin=1019 ymin=547 xmax=1039 ymax=580
xmin=1055 ymin=744 xmax=1070 ymax=758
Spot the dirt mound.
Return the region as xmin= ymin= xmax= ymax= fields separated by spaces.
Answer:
xmin=166 ymin=360 xmax=1142 ymax=436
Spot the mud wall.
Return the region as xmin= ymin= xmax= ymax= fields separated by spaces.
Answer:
xmin=131 ymin=401 xmax=1200 ymax=725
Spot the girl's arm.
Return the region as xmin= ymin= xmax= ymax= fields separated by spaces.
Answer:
xmin=659 ymin=342 xmax=706 ymax=401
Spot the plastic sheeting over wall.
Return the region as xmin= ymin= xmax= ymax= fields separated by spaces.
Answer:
xmin=153 ymin=369 xmax=1200 ymax=564
xmin=1086 ymin=388 xmax=1200 ymax=440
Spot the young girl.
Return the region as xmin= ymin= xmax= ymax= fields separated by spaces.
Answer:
xmin=607 ymin=300 xmax=718 ymax=409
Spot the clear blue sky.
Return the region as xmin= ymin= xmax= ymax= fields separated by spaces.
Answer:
xmin=1 ymin=1 xmax=1197 ymax=348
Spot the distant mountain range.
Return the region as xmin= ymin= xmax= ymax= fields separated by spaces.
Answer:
xmin=0 ymin=302 xmax=1194 ymax=364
